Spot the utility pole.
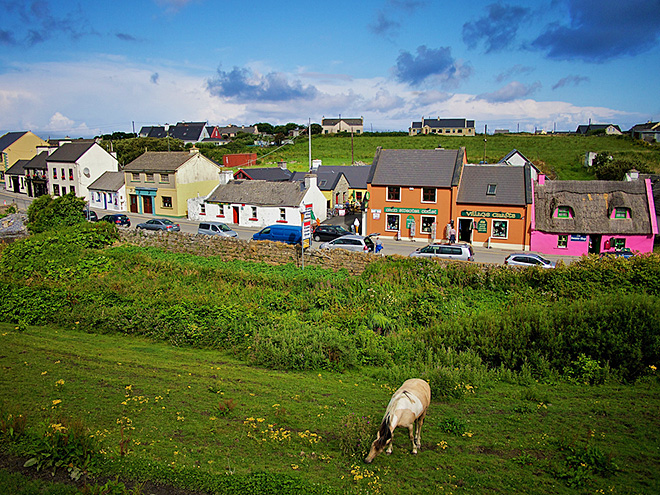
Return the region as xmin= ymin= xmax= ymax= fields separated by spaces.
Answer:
xmin=351 ymin=130 xmax=354 ymax=164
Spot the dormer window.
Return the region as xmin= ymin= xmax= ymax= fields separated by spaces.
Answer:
xmin=614 ymin=207 xmax=630 ymax=219
xmin=486 ymin=184 xmax=497 ymax=195
xmin=556 ymin=206 xmax=573 ymax=218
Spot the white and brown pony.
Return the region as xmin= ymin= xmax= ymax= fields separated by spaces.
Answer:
xmin=364 ymin=378 xmax=431 ymax=463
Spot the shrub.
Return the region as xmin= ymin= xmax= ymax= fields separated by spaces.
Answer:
xmin=338 ymin=413 xmax=374 ymax=457
xmin=27 ymin=193 xmax=88 ymax=233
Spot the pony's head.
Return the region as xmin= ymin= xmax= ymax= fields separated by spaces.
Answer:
xmin=364 ymin=418 xmax=392 ymax=463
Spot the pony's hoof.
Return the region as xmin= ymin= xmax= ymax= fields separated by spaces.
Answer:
xmin=412 ymin=450 xmax=418 ymax=455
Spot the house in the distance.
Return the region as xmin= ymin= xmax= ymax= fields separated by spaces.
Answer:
xmin=88 ymin=171 xmax=127 ymax=212
xmin=139 ymin=122 xmax=209 ymax=144
xmin=321 ymin=117 xmax=363 ymax=134
xmin=46 ymin=142 xmax=119 ymax=200
xmin=1 ymin=131 xmax=49 ymax=185
xmin=629 ymin=121 xmax=660 ymax=143
xmin=575 ymin=124 xmax=622 ymax=135
xmin=531 ymin=177 xmax=657 ymax=256
xmin=408 ymin=118 xmax=475 ymax=136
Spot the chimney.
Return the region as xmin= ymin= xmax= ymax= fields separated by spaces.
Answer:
xmin=219 ymin=170 xmax=233 ymax=184
xmin=189 ymin=146 xmax=200 ymax=154
xmin=304 ymin=174 xmax=317 ymax=190
xmin=628 ymin=169 xmax=640 ymax=181
xmin=538 ymin=174 xmax=546 ymax=185
xmin=277 ymin=161 xmax=288 ymax=170
xmin=310 ymin=159 xmax=321 ymax=172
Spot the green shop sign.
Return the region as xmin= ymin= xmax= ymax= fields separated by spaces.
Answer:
xmin=461 ymin=210 xmax=522 ymax=219
xmin=476 ymin=218 xmax=488 ymax=233
xmin=384 ymin=207 xmax=438 ymax=214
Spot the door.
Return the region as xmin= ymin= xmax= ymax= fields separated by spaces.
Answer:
xmin=11 ymin=177 xmax=19 ymax=193
xmin=458 ymin=218 xmax=473 ymax=243
xmin=143 ymin=196 xmax=153 ymax=214
xmin=130 ymin=195 xmax=139 ymax=213
xmin=589 ymin=235 xmax=601 ymax=254
xmin=233 ymin=206 xmax=239 ymax=224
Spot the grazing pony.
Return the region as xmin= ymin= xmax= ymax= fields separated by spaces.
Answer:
xmin=364 ymin=378 xmax=431 ymax=463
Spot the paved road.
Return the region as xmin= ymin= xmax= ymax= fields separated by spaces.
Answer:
xmin=0 ymin=189 xmax=579 ymax=265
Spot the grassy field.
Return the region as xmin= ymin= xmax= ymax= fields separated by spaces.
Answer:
xmin=1 ymin=323 xmax=659 ymax=495
xmin=254 ymin=133 xmax=660 ymax=180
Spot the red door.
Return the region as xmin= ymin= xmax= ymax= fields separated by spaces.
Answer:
xmin=233 ymin=206 xmax=239 ymax=223
xmin=130 ymin=195 xmax=138 ymax=213
xmin=143 ymin=196 xmax=153 ymax=214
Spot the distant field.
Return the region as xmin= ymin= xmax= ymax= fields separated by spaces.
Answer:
xmin=256 ymin=133 xmax=660 ymax=180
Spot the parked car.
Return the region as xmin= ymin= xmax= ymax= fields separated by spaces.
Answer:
xmin=198 ymin=221 xmax=238 ymax=238
xmin=252 ymin=224 xmax=302 ymax=245
xmin=504 ymin=253 xmax=556 ymax=268
xmin=98 ymin=213 xmax=130 ymax=227
xmin=600 ymin=248 xmax=635 ymax=259
xmin=312 ymin=224 xmax=352 ymax=242
xmin=136 ymin=218 xmax=180 ymax=232
xmin=409 ymin=243 xmax=474 ymax=261
xmin=85 ymin=209 xmax=98 ymax=222
xmin=319 ymin=234 xmax=376 ymax=253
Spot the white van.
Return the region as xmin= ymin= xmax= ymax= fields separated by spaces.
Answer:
xmin=409 ymin=243 xmax=474 ymax=261
xmin=198 ymin=221 xmax=238 ymax=238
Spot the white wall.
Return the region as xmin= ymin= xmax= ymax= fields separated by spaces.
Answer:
xmin=76 ymin=144 xmax=119 ymax=200
xmin=89 ymin=185 xmax=126 ymax=212
xmin=176 ymin=152 xmax=222 ymax=184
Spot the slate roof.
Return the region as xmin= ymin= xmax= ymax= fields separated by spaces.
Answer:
xmin=124 ymin=151 xmax=203 ymax=172
xmin=6 ymin=159 xmax=30 ymax=175
xmin=317 ymin=165 xmax=371 ymax=189
xmin=168 ymin=122 xmax=206 ymax=141
xmin=322 ymin=118 xmax=363 ymax=126
xmin=0 ymin=131 xmax=28 ymax=151
xmin=368 ymin=148 xmax=465 ymax=188
xmin=47 ymin=142 xmax=95 ymax=163
xmin=88 ymin=171 xmax=125 ymax=192
xmin=575 ymin=124 xmax=622 ymax=134
xmin=206 ymin=180 xmax=307 ymax=207
xmin=534 ymin=180 xmax=653 ymax=234
xmin=234 ymin=167 xmax=293 ymax=181
xmin=289 ymin=169 xmax=346 ymax=190
xmin=457 ymin=164 xmax=532 ymax=206
xmin=24 ymin=151 xmax=49 ymax=170
xmin=417 ymin=118 xmax=475 ymax=129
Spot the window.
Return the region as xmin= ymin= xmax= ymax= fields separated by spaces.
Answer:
xmin=160 ymin=173 xmax=169 ymax=183
xmin=387 ymin=186 xmax=401 ymax=201
xmin=70 ymin=186 xmax=75 ymax=195
xmin=68 ymin=169 xmax=73 ymax=180
xmin=421 ymin=216 xmax=436 ymax=234
xmin=386 ymin=214 xmax=400 ymax=232
xmin=614 ymin=208 xmax=629 ymax=219
xmin=61 ymin=169 xmax=65 ymax=180
xmin=61 ymin=187 xmax=66 ymax=195
xmin=251 ymin=206 xmax=257 ymax=218
xmin=53 ymin=168 xmax=57 ymax=179
xmin=131 ymin=173 xmax=140 ymax=182
xmin=492 ymin=220 xmax=508 ymax=239
xmin=162 ymin=196 xmax=172 ymax=208
xmin=146 ymin=173 xmax=155 ymax=182
xmin=355 ymin=191 xmax=363 ymax=201
xmin=217 ymin=204 xmax=224 ymax=217
xmin=486 ymin=184 xmax=497 ymax=195
xmin=613 ymin=238 xmax=626 ymax=250
xmin=200 ymin=203 xmax=206 ymax=215
xmin=422 ymin=187 xmax=436 ymax=202
xmin=557 ymin=206 xmax=572 ymax=218
xmin=53 ymin=184 xmax=60 ymax=196
xmin=279 ymin=208 xmax=286 ymax=221
xmin=557 ymin=234 xmax=568 ymax=248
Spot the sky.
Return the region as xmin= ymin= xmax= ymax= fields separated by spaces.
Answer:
xmin=0 ymin=0 xmax=659 ymax=138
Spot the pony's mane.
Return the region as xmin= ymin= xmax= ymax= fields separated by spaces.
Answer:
xmin=375 ymin=414 xmax=392 ymax=449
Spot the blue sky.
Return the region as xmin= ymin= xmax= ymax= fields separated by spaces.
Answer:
xmin=0 ymin=0 xmax=659 ymax=137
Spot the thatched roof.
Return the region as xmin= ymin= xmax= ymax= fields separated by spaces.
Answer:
xmin=206 ymin=180 xmax=307 ymax=207
xmin=534 ymin=180 xmax=653 ymax=234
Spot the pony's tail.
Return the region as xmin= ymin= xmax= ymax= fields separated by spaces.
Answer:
xmin=375 ymin=414 xmax=392 ymax=449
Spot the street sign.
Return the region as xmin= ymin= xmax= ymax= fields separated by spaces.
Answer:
xmin=302 ymin=203 xmax=312 ymax=249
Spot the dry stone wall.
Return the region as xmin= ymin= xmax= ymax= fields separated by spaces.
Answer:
xmin=118 ymin=230 xmax=377 ymax=274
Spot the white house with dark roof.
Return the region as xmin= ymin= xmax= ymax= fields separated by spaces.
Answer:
xmin=5 ymin=159 xmax=30 ymax=194
xmin=499 ymin=149 xmax=542 ymax=181
xmin=321 ymin=118 xmax=363 ymax=134
xmin=188 ymin=174 xmax=326 ymax=228
xmin=88 ymin=171 xmax=126 ymax=212
xmin=46 ymin=142 xmax=118 ymax=200
xmin=408 ymin=118 xmax=475 ymax=136
xmin=629 ymin=121 xmax=660 ymax=142
xmin=139 ymin=122 xmax=209 ymax=144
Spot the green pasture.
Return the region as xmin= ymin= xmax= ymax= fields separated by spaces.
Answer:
xmin=1 ymin=324 xmax=659 ymax=495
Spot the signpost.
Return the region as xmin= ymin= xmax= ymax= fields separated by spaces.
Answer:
xmin=301 ymin=203 xmax=312 ymax=269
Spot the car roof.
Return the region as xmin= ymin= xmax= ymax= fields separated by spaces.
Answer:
xmin=200 ymin=221 xmax=227 ymax=226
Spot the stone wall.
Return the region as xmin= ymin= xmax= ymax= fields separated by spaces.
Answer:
xmin=118 ymin=231 xmax=377 ymax=275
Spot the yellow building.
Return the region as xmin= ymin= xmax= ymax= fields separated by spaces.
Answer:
xmin=0 ymin=131 xmax=49 ymax=183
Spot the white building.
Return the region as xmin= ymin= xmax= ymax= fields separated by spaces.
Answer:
xmin=188 ymin=173 xmax=327 ymax=227
xmin=88 ymin=171 xmax=126 ymax=212
xmin=46 ymin=142 xmax=118 ymax=200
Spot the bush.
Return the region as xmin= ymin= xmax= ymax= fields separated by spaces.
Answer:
xmin=27 ymin=193 xmax=88 ymax=233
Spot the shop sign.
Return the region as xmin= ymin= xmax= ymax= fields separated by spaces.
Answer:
xmin=384 ymin=207 xmax=438 ymax=215
xmin=476 ymin=218 xmax=488 ymax=233
xmin=570 ymin=234 xmax=587 ymax=242
xmin=406 ymin=215 xmax=415 ymax=228
xmin=371 ymin=209 xmax=381 ymax=220
xmin=460 ymin=210 xmax=522 ymax=219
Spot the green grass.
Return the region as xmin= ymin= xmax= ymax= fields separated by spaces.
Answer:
xmin=252 ymin=133 xmax=660 ymax=180
xmin=2 ymin=323 xmax=659 ymax=494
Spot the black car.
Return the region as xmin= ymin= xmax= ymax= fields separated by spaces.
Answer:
xmin=84 ymin=210 xmax=98 ymax=222
xmin=312 ymin=224 xmax=352 ymax=242
xmin=98 ymin=214 xmax=131 ymax=227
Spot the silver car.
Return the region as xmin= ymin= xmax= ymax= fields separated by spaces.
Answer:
xmin=136 ymin=218 xmax=181 ymax=232
xmin=198 ymin=221 xmax=238 ymax=238
xmin=409 ymin=243 xmax=474 ymax=261
xmin=319 ymin=234 xmax=376 ymax=253
xmin=504 ymin=253 xmax=555 ymax=268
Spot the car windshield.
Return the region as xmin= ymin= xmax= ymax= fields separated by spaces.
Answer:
xmin=336 ymin=227 xmax=351 ymax=234
xmin=364 ymin=237 xmax=374 ymax=249
xmin=219 ymin=224 xmax=231 ymax=232
xmin=537 ymin=256 xmax=551 ymax=264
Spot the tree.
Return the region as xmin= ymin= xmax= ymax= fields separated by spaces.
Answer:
xmin=27 ymin=193 xmax=88 ymax=233
xmin=310 ymin=123 xmax=322 ymax=135
xmin=253 ymin=122 xmax=274 ymax=134
xmin=591 ymin=152 xmax=652 ymax=181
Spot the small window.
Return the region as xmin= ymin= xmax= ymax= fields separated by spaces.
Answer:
xmin=492 ymin=220 xmax=508 ymax=239
xmin=557 ymin=234 xmax=568 ymax=248
xmin=200 ymin=203 xmax=206 ymax=215
xmin=422 ymin=187 xmax=436 ymax=202
xmin=557 ymin=206 xmax=572 ymax=218
xmin=53 ymin=184 xmax=60 ymax=196
xmin=387 ymin=186 xmax=401 ymax=201
xmin=70 ymin=186 xmax=75 ymax=195
xmin=61 ymin=186 xmax=66 ymax=195
xmin=53 ymin=168 xmax=57 ymax=179
xmin=61 ymin=169 xmax=65 ymax=180
xmin=68 ymin=169 xmax=73 ymax=180
xmin=160 ymin=173 xmax=169 ymax=183
xmin=162 ymin=196 xmax=172 ymax=208
xmin=421 ymin=216 xmax=436 ymax=234
xmin=355 ymin=192 xmax=363 ymax=201
xmin=131 ymin=172 xmax=140 ymax=181
xmin=613 ymin=238 xmax=626 ymax=250
xmin=146 ymin=173 xmax=155 ymax=182
xmin=218 ymin=204 xmax=224 ymax=216
xmin=279 ymin=208 xmax=286 ymax=220
xmin=614 ymin=208 xmax=629 ymax=219
xmin=386 ymin=214 xmax=400 ymax=232
xmin=486 ymin=184 xmax=497 ymax=195
xmin=251 ymin=206 xmax=257 ymax=218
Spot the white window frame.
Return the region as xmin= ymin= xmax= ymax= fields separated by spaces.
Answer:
xmin=421 ymin=187 xmax=436 ymax=203
xmin=557 ymin=234 xmax=568 ymax=248
xmin=491 ymin=219 xmax=509 ymax=239
xmin=420 ymin=215 xmax=436 ymax=234
xmin=386 ymin=186 xmax=401 ymax=202
xmin=385 ymin=213 xmax=401 ymax=232
xmin=279 ymin=208 xmax=286 ymax=221
xmin=251 ymin=206 xmax=258 ymax=218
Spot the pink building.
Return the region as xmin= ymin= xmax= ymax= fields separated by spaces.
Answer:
xmin=531 ymin=176 xmax=658 ymax=256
